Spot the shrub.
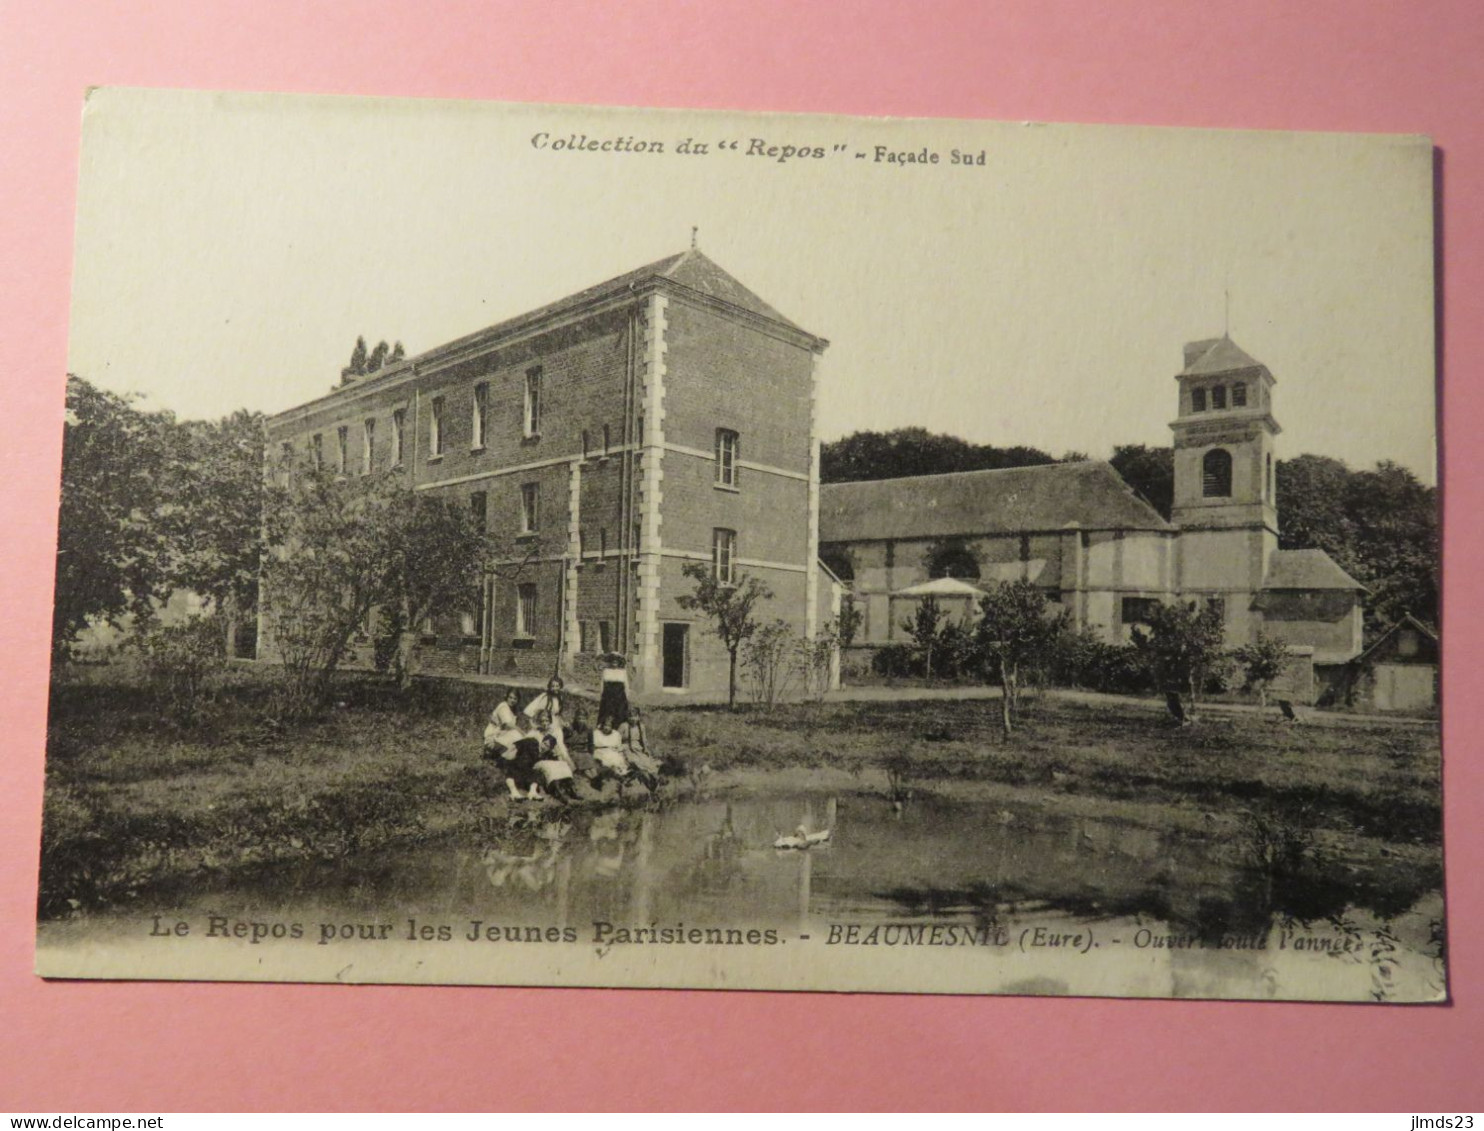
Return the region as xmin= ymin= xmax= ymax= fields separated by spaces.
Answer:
xmin=872 ymin=643 xmax=919 ymax=679
xmin=134 ymin=614 xmax=225 ymax=724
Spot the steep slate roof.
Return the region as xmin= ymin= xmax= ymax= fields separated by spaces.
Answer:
xmin=1262 ymin=548 xmax=1366 ymax=591
xmin=472 ymin=248 xmax=811 ymax=341
xmin=819 ymin=461 xmax=1173 ymax=543
xmin=1181 ymin=336 xmax=1270 ymax=377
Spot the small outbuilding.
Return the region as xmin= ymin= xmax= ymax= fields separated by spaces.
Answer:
xmin=1332 ymin=613 xmax=1439 ymax=713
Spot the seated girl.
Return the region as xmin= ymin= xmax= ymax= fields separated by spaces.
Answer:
xmin=533 ymin=735 xmax=580 ymax=802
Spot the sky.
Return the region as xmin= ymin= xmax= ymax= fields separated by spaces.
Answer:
xmin=66 ymin=88 xmax=1437 ymax=482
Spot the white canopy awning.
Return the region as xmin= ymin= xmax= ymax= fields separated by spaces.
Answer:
xmin=892 ymin=577 xmax=988 ymax=599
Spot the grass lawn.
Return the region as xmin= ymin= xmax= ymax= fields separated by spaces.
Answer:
xmin=39 ymin=666 xmax=1442 ymax=919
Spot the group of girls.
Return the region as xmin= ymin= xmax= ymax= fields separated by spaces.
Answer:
xmin=481 ymin=657 xmax=661 ymax=803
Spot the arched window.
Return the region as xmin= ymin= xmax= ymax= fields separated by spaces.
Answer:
xmin=926 ymin=537 xmax=981 ymax=581
xmin=1202 ymin=448 xmax=1233 ymax=497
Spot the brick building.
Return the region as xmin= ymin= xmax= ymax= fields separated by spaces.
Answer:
xmin=820 ymin=337 xmax=1368 ymax=702
xmin=264 ymin=250 xmax=831 ymax=696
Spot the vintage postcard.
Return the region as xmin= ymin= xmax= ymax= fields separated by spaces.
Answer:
xmin=37 ymin=88 xmax=1442 ymax=1000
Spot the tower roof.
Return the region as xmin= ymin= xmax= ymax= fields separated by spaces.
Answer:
xmin=1180 ymin=336 xmax=1271 ymax=378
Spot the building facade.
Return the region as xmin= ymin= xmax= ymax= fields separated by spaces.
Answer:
xmin=264 ymin=250 xmax=829 ymax=696
xmin=820 ymin=337 xmax=1367 ymax=701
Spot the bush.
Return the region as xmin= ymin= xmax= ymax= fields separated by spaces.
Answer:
xmin=134 ymin=615 xmax=225 ymax=724
xmin=872 ymin=643 xmax=919 ymax=678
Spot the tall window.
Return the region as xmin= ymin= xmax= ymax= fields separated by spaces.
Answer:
xmin=472 ymin=382 xmax=488 ymax=450
xmin=1266 ymin=453 xmax=1274 ymax=502
xmin=524 ymin=368 xmax=542 ymax=437
xmin=470 ymin=491 xmax=487 ymax=536
xmin=1202 ymin=448 xmax=1233 ymax=497
xmin=362 ymin=419 xmax=375 ymax=474
xmin=1232 ymin=382 xmax=1247 ymax=407
xmin=391 ymin=408 xmax=405 ymax=466
xmin=713 ymin=528 xmax=737 ymax=585
xmin=516 ymin=583 xmax=538 ymax=637
xmin=311 ymin=433 xmax=324 ymax=468
xmin=1212 ymin=385 xmax=1227 ymax=410
xmin=599 ymin=527 xmax=608 ymax=558
xmin=1191 ymin=388 xmax=1207 ymax=412
xmin=716 ymin=428 xmax=739 ymax=488
xmin=602 ymin=423 xmax=611 ymax=454
xmin=520 ymin=482 xmax=540 ymax=533
xmin=430 ymin=396 xmax=445 ymax=457
xmin=581 ymin=429 xmax=591 ymax=459
xmin=336 ymin=426 xmax=349 ymax=474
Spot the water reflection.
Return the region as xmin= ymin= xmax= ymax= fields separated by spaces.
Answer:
xmin=100 ymin=792 xmax=1446 ymax=1000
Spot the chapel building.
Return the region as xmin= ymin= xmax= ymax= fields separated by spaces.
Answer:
xmin=819 ymin=337 xmax=1366 ymax=701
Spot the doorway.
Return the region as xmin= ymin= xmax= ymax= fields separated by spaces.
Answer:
xmin=662 ymin=622 xmax=689 ymax=689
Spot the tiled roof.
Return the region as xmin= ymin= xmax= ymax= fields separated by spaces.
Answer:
xmin=1181 ymin=336 xmax=1270 ymax=377
xmin=1262 ymin=548 xmax=1366 ymax=591
xmin=819 ymin=461 xmax=1174 ymax=543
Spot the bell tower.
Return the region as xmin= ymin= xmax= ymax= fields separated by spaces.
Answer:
xmin=1170 ymin=337 xmax=1281 ymax=636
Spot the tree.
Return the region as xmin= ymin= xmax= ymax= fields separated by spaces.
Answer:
xmin=156 ymin=409 xmax=273 ymax=650
xmin=1233 ymin=630 xmax=1291 ymax=707
xmin=52 ymin=375 xmax=176 ymax=659
xmin=677 ymin=562 xmax=771 ymax=708
xmin=976 ymin=579 xmax=1067 ymax=737
xmin=1135 ymin=600 xmax=1226 ymax=708
xmin=259 ymin=458 xmax=405 ymax=715
xmin=1109 ymin=443 xmax=1175 ymax=520
xmin=901 ymin=597 xmax=949 ymax=679
xmin=821 ymin=427 xmax=1056 ymax=484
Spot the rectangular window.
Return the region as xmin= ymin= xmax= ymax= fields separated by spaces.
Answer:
xmin=1232 ymin=382 xmax=1247 ymax=407
xmin=469 ymin=491 xmax=487 ymax=536
xmin=1191 ymin=388 xmax=1207 ymax=412
xmin=336 ymin=426 xmax=349 ymax=474
xmin=597 ymin=527 xmax=608 ymax=564
xmin=523 ymin=369 xmax=542 ymax=437
xmin=602 ymin=423 xmax=611 ymax=454
xmin=1206 ymin=596 xmax=1226 ymax=621
xmin=581 ymin=620 xmax=597 ymax=652
xmin=716 ymin=428 xmax=739 ymax=488
xmin=520 ymin=482 xmax=540 ymax=534
xmin=598 ymin=621 xmax=612 ymax=653
xmin=430 ymin=395 xmax=445 ymax=457
xmin=311 ymin=433 xmax=324 ymax=468
xmin=460 ymin=611 xmax=477 ymax=637
xmin=581 ymin=429 xmax=591 ymax=459
xmin=472 ymin=382 xmax=488 ymax=450
xmin=637 ymin=414 xmax=644 ymax=446
xmin=362 ymin=419 xmax=375 ymax=474
xmin=1121 ymin=596 xmax=1159 ymax=625
xmin=516 ymin=583 xmax=538 ymax=637
xmin=713 ymin=528 xmax=737 ymax=585
xmin=1212 ymin=385 xmax=1227 ymax=410
xmin=392 ymin=408 xmax=406 ymax=466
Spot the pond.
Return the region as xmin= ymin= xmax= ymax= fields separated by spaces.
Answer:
xmin=38 ymin=792 xmax=1447 ymax=1001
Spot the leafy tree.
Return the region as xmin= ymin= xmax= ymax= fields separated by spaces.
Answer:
xmin=134 ymin=614 xmax=226 ymax=725
xmin=975 ymin=579 xmax=1067 ymax=737
xmin=1135 ymin=600 xmax=1226 ymax=707
xmin=379 ymin=496 xmax=547 ymax=687
xmin=156 ymin=409 xmax=273 ymax=648
xmin=1233 ymin=630 xmax=1291 ymax=707
xmin=677 ymin=562 xmax=772 ymax=708
xmin=340 ymin=336 xmax=369 ymax=384
xmin=259 ymin=458 xmax=405 ymax=715
xmin=52 ymin=376 xmax=175 ymax=659
xmin=821 ymin=427 xmax=1055 ymax=483
xmin=901 ymin=596 xmax=950 ymax=679
xmin=1277 ymin=454 xmax=1438 ymax=633
xmin=924 ymin=536 xmax=981 ymax=580
xmin=1109 ymin=443 xmax=1175 ymax=520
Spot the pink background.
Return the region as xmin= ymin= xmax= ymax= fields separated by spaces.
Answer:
xmin=1 ymin=0 xmax=1480 ymax=1111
